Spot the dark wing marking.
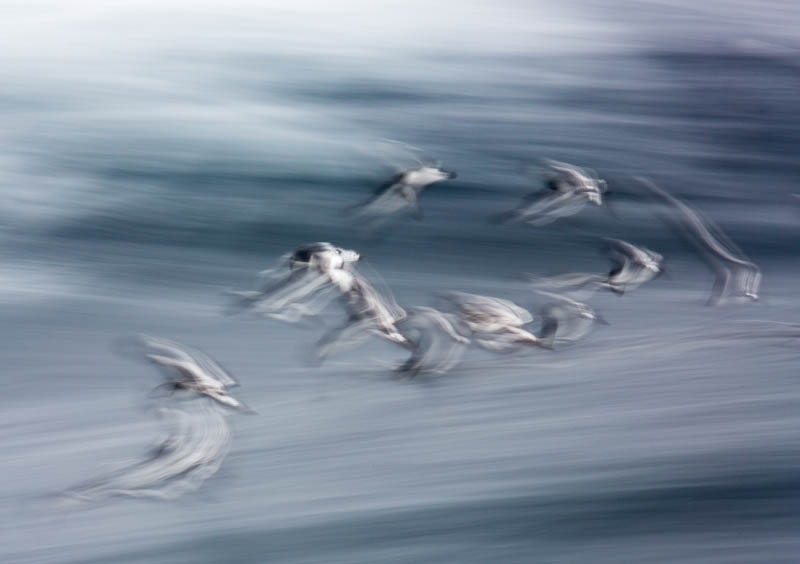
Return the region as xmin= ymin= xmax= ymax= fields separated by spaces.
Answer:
xmin=373 ymin=172 xmax=405 ymax=195
xmin=539 ymin=310 xmax=560 ymax=344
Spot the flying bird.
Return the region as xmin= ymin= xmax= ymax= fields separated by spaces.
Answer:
xmin=315 ymin=267 xmax=410 ymax=361
xmin=495 ymin=159 xmax=607 ymax=226
xmin=346 ymin=163 xmax=457 ymax=222
xmin=530 ymin=238 xmax=663 ymax=297
xmin=439 ymin=291 xmax=552 ymax=352
xmin=603 ymin=238 xmax=664 ymax=295
xmin=140 ymin=336 xmax=253 ymax=413
xmin=226 ymin=242 xmax=361 ymax=322
xmin=63 ymin=404 xmax=232 ymax=503
xmin=535 ymin=290 xmax=607 ymax=348
xmin=394 ymin=306 xmax=470 ymax=376
xmin=637 ymin=177 xmax=760 ymax=305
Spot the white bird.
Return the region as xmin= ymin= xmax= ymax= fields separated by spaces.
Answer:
xmin=497 ymin=159 xmax=606 ymax=226
xmin=535 ymin=290 xmax=607 ymax=347
xmin=440 ymin=291 xmax=552 ymax=352
xmin=315 ymin=269 xmax=410 ymax=360
xmin=394 ymin=306 xmax=470 ymax=376
xmin=638 ymin=178 xmax=760 ymax=305
xmin=544 ymin=159 xmax=607 ymax=205
xmin=230 ymin=242 xmax=410 ymax=363
xmin=347 ymin=163 xmax=457 ymax=222
xmin=530 ymin=238 xmax=663 ymax=297
xmin=227 ymin=242 xmax=361 ymax=322
xmin=141 ymin=336 xmax=253 ymax=413
xmin=603 ymin=238 xmax=664 ymax=295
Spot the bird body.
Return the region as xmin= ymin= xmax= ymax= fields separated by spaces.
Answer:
xmin=141 ymin=336 xmax=252 ymax=413
xmin=228 ymin=243 xmax=361 ymax=321
xmin=441 ymin=291 xmax=550 ymax=352
xmin=499 ymin=159 xmax=606 ymax=226
xmin=348 ymin=164 xmax=456 ymax=221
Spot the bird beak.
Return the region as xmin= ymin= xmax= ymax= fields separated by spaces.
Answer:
xmin=445 ymin=170 xmax=458 ymax=179
xmin=595 ymin=313 xmax=610 ymax=325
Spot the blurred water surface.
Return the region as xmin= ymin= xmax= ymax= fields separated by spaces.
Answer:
xmin=2 ymin=1 xmax=800 ymax=563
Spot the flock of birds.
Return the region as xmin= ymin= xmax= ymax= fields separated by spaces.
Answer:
xmin=62 ymin=154 xmax=765 ymax=504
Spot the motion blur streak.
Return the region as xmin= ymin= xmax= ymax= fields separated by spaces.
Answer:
xmin=2 ymin=1 xmax=800 ymax=563
xmin=63 ymin=405 xmax=232 ymax=503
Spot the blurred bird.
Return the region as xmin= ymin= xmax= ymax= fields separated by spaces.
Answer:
xmin=141 ymin=336 xmax=254 ymax=413
xmin=495 ymin=159 xmax=607 ymax=226
xmin=345 ymin=162 xmax=457 ymax=222
xmin=227 ymin=242 xmax=361 ymax=321
xmin=637 ymin=178 xmax=760 ymax=305
xmin=439 ymin=291 xmax=552 ymax=352
xmin=230 ymin=241 xmax=410 ymax=362
xmin=315 ymin=268 xmax=410 ymax=360
xmin=603 ymin=238 xmax=664 ymax=295
xmin=394 ymin=306 xmax=470 ymax=376
xmin=535 ymin=290 xmax=608 ymax=348
xmin=63 ymin=404 xmax=232 ymax=503
xmin=530 ymin=238 xmax=663 ymax=297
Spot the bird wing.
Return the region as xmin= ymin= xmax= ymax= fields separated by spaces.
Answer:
xmin=605 ymin=237 xmax=638 ymax=258
xmin=145 ymin=355 xmax=205 ymax=385
xmin=538 ymin=306 xmax=561 ymax=344
xmin=204 ymin=390 xmax=243 ymax=409
xmin=530 ymin=272 xmax=605 ymax=295
xmin=141 ymin=336 xmax=194 ymax=364
xmin=373 ymin=172 xmax=406 ymax=195
xmin=399 ymin=183 xmax=421 ymax=203
xmin=495 ymin=298 xmax=534 ymax=325
xmin=191 ymin=351 xmax=238 ymax=389
xmin=143 ymin=337 xmax=236 ymax=389
xmin=543 ymin=159 xmax=585 ymax=186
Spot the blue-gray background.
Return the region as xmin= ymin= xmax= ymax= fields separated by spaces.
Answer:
xmin=2 ymin=1 xmax=799 ymax=562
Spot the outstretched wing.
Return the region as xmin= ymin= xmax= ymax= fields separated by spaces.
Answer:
xmin=140 ymin=336 xmax=237 ymax=389
xmin=538 ymin=306 xmax=561 ymax=345
xmin=341 ymin=172 xmax=405 ymax=216
xmin=542 ymin=159 xmax=585 ymax=186
xmin=372 ymin=171 xmax=405 ymax=196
